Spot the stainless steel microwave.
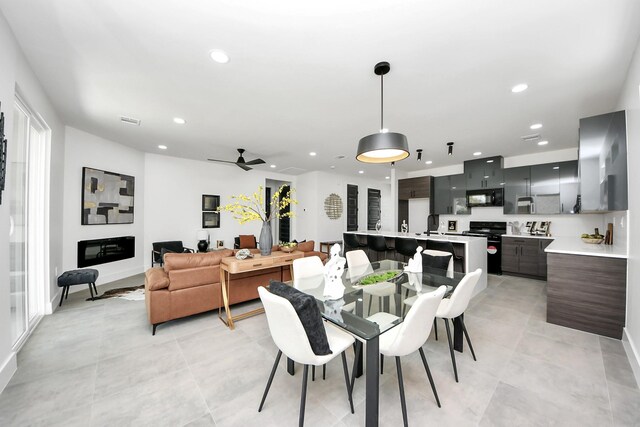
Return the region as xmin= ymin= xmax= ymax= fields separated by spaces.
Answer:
xmin=466 ymin=188 xmax=504 ymax=207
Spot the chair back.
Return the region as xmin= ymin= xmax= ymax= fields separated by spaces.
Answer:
xmin=152 ymin=241 xmax=185 ymax=262
xmin=384 ymin=286 xmax=446 ymax=356
xmin=346 ymin=250 xmax=373 ymax=280
xmin=343 ymin=233 xmax=363 ymax=249
xmin=422 ymin=249 xmax=454 ymax=274
xmin=395 ymin=238 xmax=418 ymax=258
xmin=293 ymin=256 xmax=324 ymax=279
xmin=425 ymin=240 xmax=455 ymax=256
xmin=439 ymin=268 xmax=482 ymax=318
xmin=367 ymin=235 xmax=388 ymax=252
xmin=258 ymin=287 xmax=316 ymax=364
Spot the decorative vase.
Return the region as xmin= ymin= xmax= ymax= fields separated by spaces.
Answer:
xmin=197 ymin=240 xmax=209 ymax=253
xmin=259 ymin=221 xmax=273 ymax=256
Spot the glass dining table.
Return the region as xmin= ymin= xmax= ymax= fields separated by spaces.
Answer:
xmin=288 ymin=259 xmax=468 ymax=427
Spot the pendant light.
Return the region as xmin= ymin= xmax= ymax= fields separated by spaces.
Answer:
xmin=357 ymin=62 xmax=409 ymax=163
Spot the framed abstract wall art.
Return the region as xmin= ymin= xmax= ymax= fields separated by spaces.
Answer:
xmin=82 ymin=167 xmax=135 ymax=225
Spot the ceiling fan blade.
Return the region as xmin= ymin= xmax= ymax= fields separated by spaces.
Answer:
xmin=245 ymin=158 xmax=265 ymax=166
xmin=207 ymin=158 xmax=237 ymax=164
xmin=237 ymin=163 xmax=252 ymax=171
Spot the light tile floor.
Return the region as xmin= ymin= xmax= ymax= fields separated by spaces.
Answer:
xmin=1 ymin=274 xmax=639 ymax=426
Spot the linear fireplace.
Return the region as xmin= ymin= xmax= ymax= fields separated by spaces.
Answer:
xmin=78 ymin=236 xmax=135 ymax=268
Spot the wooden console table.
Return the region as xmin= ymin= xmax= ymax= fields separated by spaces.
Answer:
xmin=219 ymin=250 xmax=304 ymax=329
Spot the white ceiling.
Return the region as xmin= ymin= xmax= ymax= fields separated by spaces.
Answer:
xmin=2 ymin=0 xmax=640 ymax=179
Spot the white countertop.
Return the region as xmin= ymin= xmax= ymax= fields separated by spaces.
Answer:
xmin=544 ymin=236 xmax=628 ymax=259
xmin=345 ymin=230 xmax=487 ymax=244
xmin=502 ymin=234 xmax=554 ymax=240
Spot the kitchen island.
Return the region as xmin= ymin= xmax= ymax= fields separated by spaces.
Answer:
xmin=344 ymin=230 xmax=488 ymax=296
xmin=545 ymin=237 xmax=628 ymax=338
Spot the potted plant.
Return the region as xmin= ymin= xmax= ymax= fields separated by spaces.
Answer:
xmin=217 ymin=185 xmax=296 ymax=256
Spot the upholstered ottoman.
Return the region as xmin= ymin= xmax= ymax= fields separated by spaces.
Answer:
xmin=57 ymin=269 xmax=99 ymax=307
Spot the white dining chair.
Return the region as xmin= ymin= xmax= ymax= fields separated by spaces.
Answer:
xmin=369 ymin=285 xmax=447 ymax=426
xmin=435 ymin=268 xmax=482 ymax=382
xmin=346 ymin=250 xmax=395 ymax=315
xmin=257 ymin=287 xmax=356 ymax=426
xmin=293 ymin=256 xmax=324 ymax=279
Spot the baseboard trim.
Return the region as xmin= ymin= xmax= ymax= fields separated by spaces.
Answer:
xmin=0 ymin=351 xmax=17 ymax=393
xmin=622 ymin=327 xmax=640 ymax=387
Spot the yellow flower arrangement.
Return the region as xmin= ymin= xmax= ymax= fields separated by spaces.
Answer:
xmin=217 ymin=184 xmax=297 ymax=224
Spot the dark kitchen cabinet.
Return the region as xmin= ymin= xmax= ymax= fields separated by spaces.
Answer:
xmin=433 ymin=174 xmax=469 ymax=215
xmin=559 ymin=160 xmax=579 ymax=214
xmin=503 ymin=166 xmax=530 ymax=214
xmin=398 ymin=176 xmax=432 ymax=200
xmin=530 ymin=163 xmax=560 ymax=214
xmin=465 ymin=156 xmax=504 ymax=190
xmin=502 ymin=236 xmax=552 ymax=279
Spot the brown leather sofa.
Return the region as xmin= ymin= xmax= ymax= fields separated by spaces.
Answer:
xmin=144 ymin=241 xmax=327 ymax=334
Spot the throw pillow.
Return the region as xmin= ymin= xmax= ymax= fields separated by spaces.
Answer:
xmin=422 ymin=253 xmax=452 ymax=271
xmin=297 ymin=240 xmax=314 ymax=252
xmin=268 ymin=280 xmax=332 ymax=356
xmin=238 ymin=235 xmax=257 ymax=249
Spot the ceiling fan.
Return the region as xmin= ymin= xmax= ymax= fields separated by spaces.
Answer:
xmin=208 ymin=148 xmax=266 ymax=171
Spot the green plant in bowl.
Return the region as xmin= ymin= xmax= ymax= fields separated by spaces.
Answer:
xmin=359 ymin=270 xmax=400 ymax=285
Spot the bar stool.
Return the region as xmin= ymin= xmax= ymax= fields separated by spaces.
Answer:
xmin=367 ymin=235 xmax=394 ymax=261
xmin=343 ymin=233 xmax=367 ymax=253
xmin=426 ymin=240 xmax=464 ymax=272
xmin=395 ymin=237 xmax=418 ymax=262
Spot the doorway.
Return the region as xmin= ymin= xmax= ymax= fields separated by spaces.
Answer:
xmin=367 ymin=188 xmax=381 ymax=230
xmin=265 ymin=179 xmax=291 ymax=243
xmin=347 ymin=184 xmax=358 ymax=231
xmin=9 ymin=96 xmax=49 ymax=349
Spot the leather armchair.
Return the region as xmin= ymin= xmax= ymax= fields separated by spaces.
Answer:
xmin=151 ymin=241 xmax=194 ymax=267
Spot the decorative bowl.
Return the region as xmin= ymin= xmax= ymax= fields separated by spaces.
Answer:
xmin=581 ymin=237 xmax=604 ymax=244
xmin=280 ymin=244 xmax=298 ymax=253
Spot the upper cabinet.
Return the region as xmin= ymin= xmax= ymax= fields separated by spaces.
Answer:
xmin=579 ymin=110 xmax=628 ymax=212
xmin=464 ymin=156 xmax=504 ymax=190
xmin=433 ymin=174 xmax=469 ymax=215
xmin=398 ymin=176 xmax=433 ymax=200
xmin=502 ymin=160 xmax=579 ymax=215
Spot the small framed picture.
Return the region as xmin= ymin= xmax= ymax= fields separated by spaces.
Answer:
xmin=216 ymin=240 xmax=224 ymax=248
xmin=202 ymin=211 xmax=220 ymax=228
xmin=202 ymin=194 xmax=220 ymax=212
xmin=447 ymin=220 xmax=457 ymax=232
xmin=525 ymin=221 xmax=536 ymax=234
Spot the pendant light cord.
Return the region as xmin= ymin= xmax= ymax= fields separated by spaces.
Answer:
xmin=380 ymin=73 xmax=384 ymax=130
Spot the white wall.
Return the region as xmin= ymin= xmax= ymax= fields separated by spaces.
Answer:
xmin=144 ymin=154 xmax=297 ymax=265
xmin=62 ymin=127 xmax=145 ymax=287
xmin=616 ymin=34 xmax=640 ymax=382
xmin=0 ymin=11 xmax=66 ymax=392
xmin=294 ymin=171 xmax=392 ymax=246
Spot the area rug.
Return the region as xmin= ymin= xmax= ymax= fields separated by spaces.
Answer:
xmin=85 ymin=285 xmax=145 ymax=301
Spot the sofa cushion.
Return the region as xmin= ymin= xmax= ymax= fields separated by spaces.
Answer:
xmin=297 ymin=240 xmax=315 ymax=253
xmin=168 ymin=266 xmax=218 ymax=291
xmin=145 ymin=267 xmax=170 ymax=290
xmin=305 ymin=250 xmax=328 ymax=263
xmin=239 ymin=235 xmax=257 ymax=249
xmin=268 ymin=280 xmax=332 ymax=356
xmin=164 ymin=249 xmax=233 ymax=272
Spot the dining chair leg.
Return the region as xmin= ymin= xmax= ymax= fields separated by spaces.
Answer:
xmin=444 ymin=318 xmax=459 ymax=382
xmin=418 ymin=347 xmax=441 ymax=408
xmin=258 ymin=350 xmax=282 ymax=412
xmin=299 ymin=364 xmax=309 ymax=427
xmin=349 ymin=341 xmax=362 ymax=395
xmin=461 ymin=318 xmax=477 ymax=361
xmin=395 ymin=357 xmax=409 ymax=427
xmin=434 ymin=318 xmax=438 ymax=341
xmin=341 ymin=352 xmax=355 ymax=414
xmin=312 ymin=365 xmax=315 ymax=381
xmin=367 ymin=295 xmax=373 ymax=316
xmin=380 ymin=354 xmax=384 ymax=374
xmin=323 ymin=364 xmax=326 ymax=380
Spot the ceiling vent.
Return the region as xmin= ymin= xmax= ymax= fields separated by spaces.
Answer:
xmin=120 ymin=116 xmax=141 ymax=126
xmin=521 ymin=133 xmax=540 ymax=143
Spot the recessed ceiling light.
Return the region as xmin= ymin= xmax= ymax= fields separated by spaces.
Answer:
xmin=553 ymin=166 xmax=559 ymax=170
xmin=484 ymin=175 xmax=489 ymax=179
xmin=209 ymin=49 xmax=230 ymax=64
xmin=309 ymin=152 xmax=317 ymax=156
xmin=425 ymin=160 xmax=433 ymax=165
xmin=385 ymin=176 xmax=390 ymax=179
xmin=158 ymin=145 xmax=167 ymax=150
xmin=173 ymin=117 xmax=186 ymax=125
xmin=530 ymin=123 xmax=542 ymax=130
xmin=538 ymin=140 xmax=549 ymax=146
xmin=511 ymin=83 xmax=528 ymax=93
xmin=358 ymin=170 xmax=364 ymax=174
xmin=473 ymin=152 xmax=482 ymax=156
xmin=270 ymin=164 xmax=276 ymax=168
xmin=499 ymin=182 xmax=505 ymax=186
xmin=451 ymin=186 xmax=457 ymax=190
xmin=486 ymin=160 xmax=494 ymax=163
xmin=330 ymin=165 xmax=335 ymax=169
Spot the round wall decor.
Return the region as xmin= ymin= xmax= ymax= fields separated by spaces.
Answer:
xmin=324 ymin=193 xmax=343 ymax=220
